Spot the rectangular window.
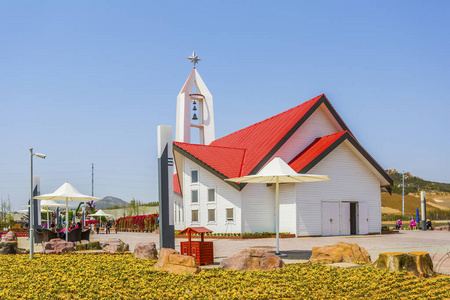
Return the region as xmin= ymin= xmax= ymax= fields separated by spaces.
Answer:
xmin=191 ymin=190 xmax=198 ymax=203
xmin=191 ymin=210 xmax=199 ymax=223
xmin=191 ymin=170 xmax=198 ymax=183
xmin=226 ymin=208 xmax=234 ymax=222
xmin=208 ymin=209 xmax=215 ymax=222
xmin=207 ymin=188 xmax=215 ymax=202
xmin=175 ymin=206 xmax=177 ymax=223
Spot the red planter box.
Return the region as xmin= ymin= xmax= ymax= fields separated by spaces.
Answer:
xmin=180 ymin=241 xmax=214 ymax=265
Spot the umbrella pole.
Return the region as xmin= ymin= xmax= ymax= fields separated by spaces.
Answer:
xmin=65 ymin=199 xmax=69 ymax=242
xmin=47 ymin=209 xmax=49 ymax=229
xmin=275 ymin=177 xmax=280 ymax=255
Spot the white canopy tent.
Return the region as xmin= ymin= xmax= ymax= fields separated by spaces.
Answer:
xmin=19 ymin=208 xmax=52 ymax=213
xmin=34 ymin=182 xmax=101 ymax=241
xmin=40 ymin=200 xmax=66 ymax=229
xmin=226 ymin=157 xmax=330 ymax=255
xmin=87 ymin=209 xmax=113 ymax=228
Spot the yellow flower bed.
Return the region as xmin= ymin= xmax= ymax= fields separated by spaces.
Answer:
xmin=0 ymin=253 xmax=449 ymax=299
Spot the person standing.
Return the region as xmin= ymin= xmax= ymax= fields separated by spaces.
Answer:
xmin=106 ymin=221 xmax=111 ymax=234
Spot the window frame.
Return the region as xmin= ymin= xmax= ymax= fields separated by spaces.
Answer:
xmin=207 ymin=188 xmax=216 ymax=203
xmin=191 ymin=209 xmax=199 ymax=223
xmin=226 ymin=208 xmax=234 ymax=222
xmin=191 ymin=189 xmax=199 ymax=203
xmin=208 ymin=208 xmax=216 ymax=223
xmin=191 ymin=170 xmax=199 ymax=184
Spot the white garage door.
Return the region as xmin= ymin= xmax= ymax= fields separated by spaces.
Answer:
xmin=322 ymin=202 xmax=340 ymax=236
xmin=358 ymin=202 xmax=369 ymax=235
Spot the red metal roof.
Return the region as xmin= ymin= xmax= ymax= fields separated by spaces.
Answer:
xmin=289 ymin=131 xmax=347 ymax=172
xmin=210 ymin=94 xmax=323 ymax=176
xmin=173 ymin=142 xmax=246 ymax=179
xmin=172 ymin=94 xmax=392 ymax=193
xmin=173 ymin=173 xmax=181 ymax=195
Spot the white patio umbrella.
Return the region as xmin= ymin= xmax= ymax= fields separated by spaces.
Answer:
xmin=87 ymin=209 xmax=113 ymax=229
xmin=225 ymin=157 xmax=330 ymax=255
xmin=34 ymin=182 xmax=101 ymax=241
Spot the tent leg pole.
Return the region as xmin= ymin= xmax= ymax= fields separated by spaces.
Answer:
xmin=276 ymin=177 xmax=280 ymax=255
xmin=66 ymin=200 xmax=69 ymax=242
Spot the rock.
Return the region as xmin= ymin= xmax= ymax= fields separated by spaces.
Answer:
xmin=310 ymin=242 xmax=371 ymax=264
xmin=1 ymin=231 xmax=18 ymax=242
xmin=88 ymin=241 xmax=102 ymax=250
xmin=134 ymin=242 xmax=158 ymax=260
xmin=102 ymin=239 xmax=129 ymax=253
xmin=373 ymin=251 xmax=434 ymax=278
xmin=76 ymin=243 xmax=88 ymax=251
xmin=0 ymin=241 xmax=28 ymax=254
xmin=435 ymin=225 xmax=450 ymax=231
xmin=220 ymin=249 xmax=286 ymax=271
xmin=42 ymin=238 xmax=74 ymax=254
xmin=155 ymin=248 xmax=200 ymax=275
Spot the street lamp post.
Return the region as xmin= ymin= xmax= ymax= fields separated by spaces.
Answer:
xmin=30 ymin=148 xmax=46 ymax=259
xmin=402 ymin=172 xmax=405 ymax=216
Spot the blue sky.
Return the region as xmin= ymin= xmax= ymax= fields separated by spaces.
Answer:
xmin=1 ymin=1 xmax=449 ymax=210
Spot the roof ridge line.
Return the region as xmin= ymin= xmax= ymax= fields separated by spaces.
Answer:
xmin=174 ymin=141 xmax=247 ymax=152
xmin=238 ymin=149 xmax=248 ymax=178
xmin=213 ymin=94 xmax=324 ymax=143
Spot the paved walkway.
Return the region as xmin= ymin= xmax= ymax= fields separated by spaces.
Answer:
xmin=20 ymin=230 xmax=450 ymax=274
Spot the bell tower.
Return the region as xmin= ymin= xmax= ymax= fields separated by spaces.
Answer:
xmin=175 ymin=52 xmax=215 ymax=145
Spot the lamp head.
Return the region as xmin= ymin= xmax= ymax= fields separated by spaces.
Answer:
xmin=34 ymin=153 xmax=46 ymax=159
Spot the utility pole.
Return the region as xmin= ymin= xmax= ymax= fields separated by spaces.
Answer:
xmin=402 ymin=172 xmax=405 ymax=216
xmin=92 ymin=163 xmax=94 ymax=197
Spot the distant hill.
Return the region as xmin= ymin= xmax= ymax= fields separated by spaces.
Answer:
xmin=95 ymin=196 xmax=128 ymax=209
xmin=386 ymin=169 xmax=450 ymax=194
xmin=382 ymin=169 xmax=450 ymax=217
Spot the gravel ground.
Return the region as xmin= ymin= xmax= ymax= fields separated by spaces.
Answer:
xmin=19 ymin=230 xmax=450 ymax=274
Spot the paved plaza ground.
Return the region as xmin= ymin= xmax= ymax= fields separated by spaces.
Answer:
xmin=20 ymin=230 xmax=450 ymax=274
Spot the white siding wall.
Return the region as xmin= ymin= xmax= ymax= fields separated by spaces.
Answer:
xmin=174 ymin=193 xmax=184 ymax=230
xmin=273 ymin=104 xmax=341 ymax=164
xmin=296 ymin=141 xmax=382 ymax=236
xmin=279 ymin=183 xmax=297 ymax=235
xmin=241 ymin=184 xmax=275 ymax=233
xmin=181 ymin=157 xmax=242 ymax=233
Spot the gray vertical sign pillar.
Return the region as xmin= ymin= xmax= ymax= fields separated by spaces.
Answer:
xmin=33 ymin=176 xmax=41 ymax=239
xmin=82 ymin=206 xmax=86 ymax=228
xmin=157 ymin=125 xmax=175 ymax=249
xmin=421 ymin=191 xmax=427 ymax=231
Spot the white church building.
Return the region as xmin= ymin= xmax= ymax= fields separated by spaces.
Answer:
xmin=171 ymin=64 xmax=393 ymax=237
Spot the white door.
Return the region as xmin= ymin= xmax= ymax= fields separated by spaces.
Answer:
xmin=322 ymin=202 xmax=340 ymax=236
xmin=341 ymin=202 xmax=350 ymax=235
xmin=358 ymin=202 xmax=369 ymax=235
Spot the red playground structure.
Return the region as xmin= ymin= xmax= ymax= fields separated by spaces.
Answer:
xmin=180 ymin=227 xmax=214 ymax=265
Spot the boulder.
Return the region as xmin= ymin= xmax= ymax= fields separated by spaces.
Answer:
xmin=373 ymin=251 xmax=434 ymax=278
xmin=1 ymin=231 xmax=18 ymax=242
xmin=42 ymin=238 xmax=74 ymax=254
xmin=88 ymin=241 xmax=102 ymax=250
xmin=76 ymin=243 xmax=88 ymax=251
xmin=0 ymin=241 xmax=28 ymax=254
xmin=102 ymin=239 xmax=129 ymax=253
xmin=155 ymin=248 xmax=200 ymax=275
xmin=310 ymin=242 xmax=371 ymax=264
xmin=220 ymin=249 xmax=286 ymax=271
xmin=134 ymin=242 xmax=158 ymax=260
